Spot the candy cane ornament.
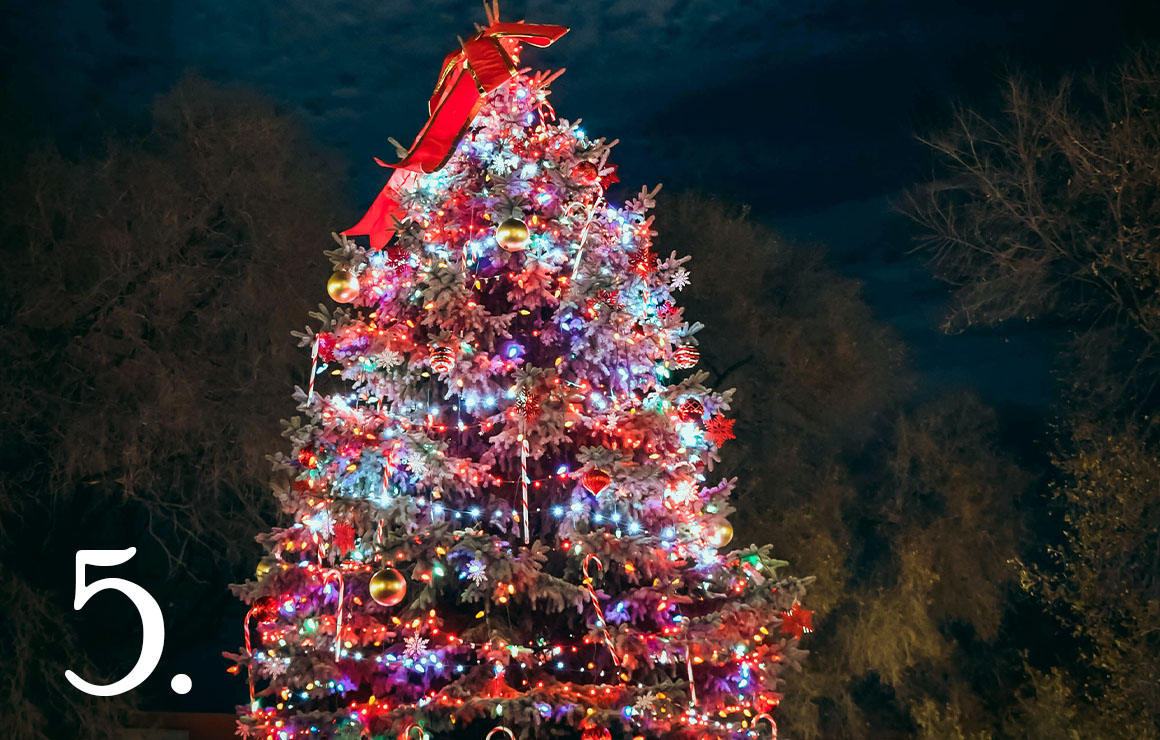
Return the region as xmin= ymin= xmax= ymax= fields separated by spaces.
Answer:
xmin=322 ymin=569 xmax=346 ymax=660
xmin=486 ymin=727 xmax=516 ymax=740
xmin=307 ymin=334 xmax=320 ymax=402
xmin=401 ymin=723 xmax=429 ymax=740
xmin=753 ymin=713 xmax=777 ymax=739
xmin=582 ymin=553 xmax=623 ymax=671
xmin=686 ymin=640 xmax=698 ymax=708
xmin=242 ymin=606 xmax=258 ymax=703
xmin=568 ymin=192 xmax=605 ymax=279
xmin=519 ymin=430 xmax=530 ymax=544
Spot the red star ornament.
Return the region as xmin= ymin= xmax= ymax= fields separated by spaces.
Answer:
xmin=705 ymin=414 xmax=736 ymax=446
xmin=780 ymin=602 xmax=814 ymax=638
xmin=332 ymin=522 xmax=356 ymax=554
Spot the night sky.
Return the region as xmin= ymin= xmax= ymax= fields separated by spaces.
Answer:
xmin=6 ymin=0 xmax=1160 ymax=715
xmin=6 ymin=0 xmax=1160 ymax=410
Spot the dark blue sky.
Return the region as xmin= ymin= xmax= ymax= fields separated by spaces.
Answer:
xmin=4 ymin=0 xmax=1158 ymax=404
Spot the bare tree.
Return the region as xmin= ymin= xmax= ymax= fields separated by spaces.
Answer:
xmin=903 ymin=47 xmax=1160 ymax=427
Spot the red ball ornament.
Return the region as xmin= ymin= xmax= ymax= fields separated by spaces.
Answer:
xmin=581 ymin=469 xmax=611 ymax=495
xmin=572 ymin=161 xmax=600 ymax=184
xmin=250 ymin=596 xmax=280 ymax=623
xmin=581 ymin=725 xmax=612 ymax=740
xmin=672 ymin=345 xmax=700 ymax=369
xmin=429 ymin=345 xmax=456 ymax=374
xmin=677 ymin=398 xmax=705 ymax=422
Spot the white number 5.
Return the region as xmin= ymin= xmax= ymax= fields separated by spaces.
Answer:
xmin=64 ymin=548 xmax=165 ymax=696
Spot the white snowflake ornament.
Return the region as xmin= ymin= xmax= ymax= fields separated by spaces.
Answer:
xmin=466 ymin=559 xmax=489 ymax=585
xmin=403 ymin=635 xmax=430 ymax=661
xmin=633 ymin=691 xmax=657 ymax=715
xmin=372 ymin=349 xmax=404 ymax=368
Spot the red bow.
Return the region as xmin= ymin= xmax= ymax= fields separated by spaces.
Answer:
xmin=345 ymin=21 xmax=568 ymax=249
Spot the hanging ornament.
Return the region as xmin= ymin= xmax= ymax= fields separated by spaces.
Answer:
xmin=677 ymin=398 xmax=705 ymax=422
xmin=400 ymin=724 xmax=429 ymax=740
xmin=600 ymin=163 xmax=620 ymax=186
xmin=705 ymin=415 xmax=737 ymax=446
xmin=594 ymin=288 xmax=622 ymax=310
xmin=315 ymin=332 xmax=336 ymax=362
xmin=495 ymin=217 xmax=530 ymax=251
xmin=403 ymin=634 xmax=431 ymax=660
xmin=571 ymin=161 xmax=600 ymax=184
xmin=632 ymin=690 xmax=658 ymax=716
xmin=754 ymin=713 xmax=778 ymax=740
xmin=332 ymin=522 xmax=356 ymax=554
xmin=321 ymin=569 xmax=346 ymax=659
xmin=369 ymin=567 xmax=407 ymax=606
xmin=515 ymin=388 xmax=541 ymax=422
xmin=780 ymin=602 xmax=814 ymax=638
xmin=581 ymin=554 xmax=624 ymax=675
xmin=631 ymin=245 xmax=654 ymax=275
xmin=672 ymin=345 xmax=699 ymax=369
xmin=581 ymin=468 xmax=611 ymax=495
xmin=297 ymin=447 xmax=318 ymax=468
xmin=250 ymin=596 xmax=280 ymax=624
xmin=519 ymin=433 xmax=531 ymax=544
xmin=580 ymin=725 xmax=612 ymax=740
xmin=254 ymin=558 xmax=280 ymax=580
xmin=429 ymin=345 xmax=456 ymax=374
xmin=705 ymin=518 xmax=734 ymax=548
xmin=327 ymin=270 xmax=360 ymax=303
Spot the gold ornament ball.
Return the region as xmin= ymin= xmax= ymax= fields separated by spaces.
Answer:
xmin=495 ymin=217 xmax=530 ymax=251
xmin=255 ymin=558 xmax=278 ymax=580
xmin=327 ymin=270 xmax=360 ymax=303
xmin=369 ymin=567 xmax=407 ymax=606
xmin=706 ymin=519 xmax=734 ymax=548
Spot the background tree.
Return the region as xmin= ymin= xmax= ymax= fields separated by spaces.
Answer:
xmin=903 ymin=47 xmax=1160 ymax=429
xmin=0 ymin=74 xmax=346 ymax=739
xmin=1026 ymin=422 xmax=1160 ymax=738
xmin=907 ymin=45 xmax=1160 ymax=740
xmin=655 ymin=198 xmax=1030 ymax=739
xmin=653 ymin=194 xmax=908 ymax=615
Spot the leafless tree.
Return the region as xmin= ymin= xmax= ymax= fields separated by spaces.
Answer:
xmin=904 ymin=47 xmax=1160 ymax=428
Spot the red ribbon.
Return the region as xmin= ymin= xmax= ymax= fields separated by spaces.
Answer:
xmin=345 ymin=21 xmax=568 ymax=249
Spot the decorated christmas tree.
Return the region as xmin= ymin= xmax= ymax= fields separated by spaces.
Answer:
xmin=230 ymin=7 xmax=811 ymax=740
